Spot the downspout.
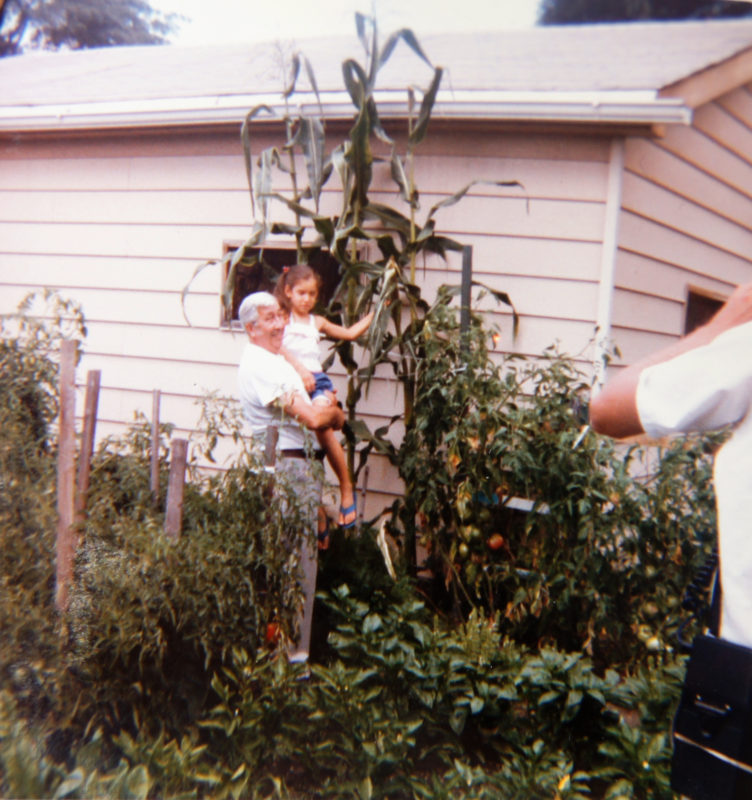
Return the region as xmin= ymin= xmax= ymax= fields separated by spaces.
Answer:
xmin=592 ymin=137 xmax=625 ymax=394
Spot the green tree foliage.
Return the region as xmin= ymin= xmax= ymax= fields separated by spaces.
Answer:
xmin=0 ymin=0 xmax=179 ymax=57
xmin=539 ymin=0 xmax=752 ymax=24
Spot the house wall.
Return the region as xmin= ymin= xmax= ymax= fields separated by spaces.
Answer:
xmin=614 ymin=84 xmax=752 ymax=364
xmin=0 ymin=123 xmax=612 ymax=516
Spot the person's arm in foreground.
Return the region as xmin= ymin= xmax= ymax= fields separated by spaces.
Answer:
xmin=589 ymin=281 xmax=752 ymax=439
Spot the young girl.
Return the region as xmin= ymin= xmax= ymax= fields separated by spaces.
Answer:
xmin=275 ymin=264 xmax=374 ymax=546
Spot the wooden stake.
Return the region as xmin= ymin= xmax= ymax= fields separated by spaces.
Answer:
xmin=150 ymin=389 xmax=160 ymax=504
xmin=55 ymin=340 xmax=77 ymax=613
xmin=75 ymin=370 xmax=100 ymax=520
xmin=164 ymin=438 xmax=188 ymax=540
xmin=264 ymin=425 xmax=278 ymax=468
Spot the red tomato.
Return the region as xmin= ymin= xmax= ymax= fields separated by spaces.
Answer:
xmin=265 ymin=622 xmax=281 ymax=646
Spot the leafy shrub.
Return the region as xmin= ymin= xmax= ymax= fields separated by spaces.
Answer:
xmin=391 ymin=302 xmax=719 ymax=669
xmin=66 ymin=414 xmax=318 ymax=742
xmin=1 ymin=291 xmax=701 ymax=798
xmin=193 ymin=579 xmax=684 ymax=799
xmin=0 ymin=293 xmax=85 ymax=724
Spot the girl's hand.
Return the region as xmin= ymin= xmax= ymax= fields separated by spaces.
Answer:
xmin=294 ymin=365 xmax=315 ymax=393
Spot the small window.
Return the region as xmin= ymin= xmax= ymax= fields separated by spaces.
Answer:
xmin=684 ymin=287 xmax=725 ymax=335
xmin=221 ymin=244 xmax=340 ymax=328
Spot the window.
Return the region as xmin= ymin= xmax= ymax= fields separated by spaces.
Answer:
xmin=221 ymin=243 xmax=341 ymax=328
xmin=684 ymin=287 xmax=726 ymax=335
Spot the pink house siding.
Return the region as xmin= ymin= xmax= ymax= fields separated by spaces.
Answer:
xmin=0 ymin=123 xmax=613 ymax=514
xmin=613 ymin=83 xmax=752 ymax=363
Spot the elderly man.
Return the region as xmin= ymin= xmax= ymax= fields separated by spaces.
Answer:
xmin=237 ymin=291 xmax=345 ymax=664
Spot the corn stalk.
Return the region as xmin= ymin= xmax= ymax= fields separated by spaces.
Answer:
xmin=190 ymin=13 xmax=519 ymax=571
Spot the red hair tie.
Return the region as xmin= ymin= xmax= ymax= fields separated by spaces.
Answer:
xmin=283 ymin=266 xmax=290 ymax=273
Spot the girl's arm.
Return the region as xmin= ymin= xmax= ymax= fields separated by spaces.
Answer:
xmin=279 ymin=345 xmax=316 ymax=393
xmin=317 ymin=310 xmax=375 ymax=342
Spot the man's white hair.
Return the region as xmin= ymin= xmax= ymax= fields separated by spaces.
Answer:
xmin=238 ymin=291 xmax=278 ymax=327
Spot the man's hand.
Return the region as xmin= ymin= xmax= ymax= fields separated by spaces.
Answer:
xmin=285 ymin=392 xmax=345 ymax=432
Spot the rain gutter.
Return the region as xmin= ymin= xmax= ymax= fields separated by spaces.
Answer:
xmin=0 ymin=89 xmax=692 ymax=133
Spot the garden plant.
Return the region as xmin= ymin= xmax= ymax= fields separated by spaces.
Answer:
xmin=0 ymin=287 xmax=719 ymax=799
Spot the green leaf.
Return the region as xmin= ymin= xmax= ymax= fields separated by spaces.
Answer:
xmin=409 ymin=67 xmax=443 ymax=147
xmin=257 ymin=192 xmax=317 ymax=220
xmin=54 ymin=770 xmax=84 ymax=799
xmin=378 ymin=28 xmax=433 ymax=73
xmin=342 ymin=57 xmax=369 ymax=108
xmin=349 ymin=103 xmax=373 ymax=211
xmin=283 ymin=52 xmax=301 ymax=99
xmin=241 ymin=104 xmax=275 ymax=213
xmin=449 ymin=707 xmax=468 ymax=735
xmin=181 ymin=258 xmax=218 ymax=326
xmin=426 ymin=178 xmax=524 ymax=222
xmin=125 ymin=765 xmax=150 ymax=800
xmin=469 ymin=695 xmax=484 ymax=714
xmin=389 ymin=149 xmax=416 ymax=206
xmin=363 ymin=613 xmax=382 ymax=633
xmin=289 ymin=116 xmax=328 ymax=211
xmin=363 ymin=203 xmax=412 ymax=237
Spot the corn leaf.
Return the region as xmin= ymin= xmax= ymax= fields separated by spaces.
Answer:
xmin=426 ymin=179 xmax=524 ymax=222
xmin=381 ymin=27 xmax=432 ymax=73
xmin=283 ymin=52 xmax=301 ymax=99
xmin=240 ymin=104 xmax=274 ymax=214
xmin=408 ymin=67 xmax=443 ymax=147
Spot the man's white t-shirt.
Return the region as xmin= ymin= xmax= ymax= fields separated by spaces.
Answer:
xmin=238 ymin=342 xmax=312 ymax=450
xmin=636 ymin=321 xmax=752 ymax=648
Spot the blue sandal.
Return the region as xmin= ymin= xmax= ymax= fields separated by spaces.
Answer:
xmin=338 ymin=502 xmax=357 ymax=529
xmin=318 ymin=517 xmax=332 ymax=550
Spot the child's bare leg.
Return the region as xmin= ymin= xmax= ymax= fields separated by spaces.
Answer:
xmin=315 ymin=426 xmax=356 ymax=527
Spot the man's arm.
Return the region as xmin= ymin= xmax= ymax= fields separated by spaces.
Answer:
xmin=589 ymin=281 xmax=752 ymax=439
xmin=283 ymin=392 xmax=345 ymax=432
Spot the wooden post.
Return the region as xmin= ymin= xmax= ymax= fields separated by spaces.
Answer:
xmin=264 ymin=425 xmax=278 ymax=468
xmin=56 ymin=340 xmax=77 ymax=612
xmin=164 ymin=438 xmax=188 ymax=540
xmin=358 ymin=465 xmax=369 ymax=532
xmin=263 ymin=426 xmax=278 ymax=501
xmin=75 ymin=370 xmax=100 ymax=519
xmin=150 ymin=389 xmax=160 ymax=504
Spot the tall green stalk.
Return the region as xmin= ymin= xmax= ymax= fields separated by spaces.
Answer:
xmin=208 ymin=13 xmax=519 ymax=572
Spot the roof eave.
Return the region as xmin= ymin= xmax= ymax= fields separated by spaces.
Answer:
xmin=0 ymin=89 xmax=692 ymax=134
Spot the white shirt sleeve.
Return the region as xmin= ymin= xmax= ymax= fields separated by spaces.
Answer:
xmin=636 ymin=321 xmax=752 ymax=438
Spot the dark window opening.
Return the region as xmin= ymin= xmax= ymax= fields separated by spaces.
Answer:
xmin=684 ymin=288 xmax=725 ymax=335
xmin=221 ymin=244 xmax=341 ymax=327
